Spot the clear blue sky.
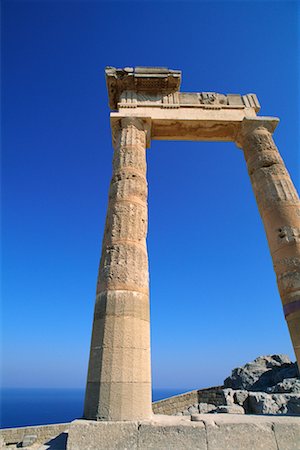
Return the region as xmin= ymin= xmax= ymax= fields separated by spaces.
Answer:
xmin=2 ymin=0 xmax=299 ymax=391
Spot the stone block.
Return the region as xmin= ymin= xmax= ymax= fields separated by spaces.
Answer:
xmin=88 ymin=345 xmax=151 ymax=383
xmin=22 ymin=434 xmax=37 ymax=447
xmin=187 ymin=404 xmax=199 ymax=414
xmin=67 ymin=420 xmax=139 ymax=450
xmin=273 ymin=422 xmax=300 ymax=450
xmin=198 ymin=403 xmax=216 ymax=413
xmin=138 ymin=422 xmax=207 ymax=450
xmin=233 ymin=389 xmax=249 ymax=406
xmin=205 ymin=418 xmax=278 ymax=450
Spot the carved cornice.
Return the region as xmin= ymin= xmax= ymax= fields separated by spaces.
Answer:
xmin=235 ymin=117 xmax=280 ymax=149
xmin=106 ymin=66 xmax=181 ymax=110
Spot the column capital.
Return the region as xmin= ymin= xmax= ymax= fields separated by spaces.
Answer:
xmin=110 ymin=116 xmax=152 ymax=149
xmin=235 ymin=116 xmax=280 ymax=149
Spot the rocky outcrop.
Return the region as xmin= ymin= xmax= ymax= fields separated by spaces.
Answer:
xmin=221 ymin=355 xmax=300 ymax=415
xmin=224 ymin=354 xmax=299 ymax=391
xmin=266 ymin=378 xmax=300 ymax=393
xmin=154 ymin=355 xmax=300 ymax=416
xmin=247 ymin=392 xmax=300 ymax=415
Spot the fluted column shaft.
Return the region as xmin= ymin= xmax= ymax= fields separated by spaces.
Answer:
xmin=238 ymin=118 xmax=300 ymax=367
xmin=84 ymin=117 xmax=152 ymax=421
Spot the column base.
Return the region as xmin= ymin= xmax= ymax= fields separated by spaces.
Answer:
xmin=67 ymin=414 xmax=300 ymax=450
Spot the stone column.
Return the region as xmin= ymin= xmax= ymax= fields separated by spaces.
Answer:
xmin=237 ymin=118 xmax=300 ymax=367
xmin=84 ymin=117 xmax=152 ymax=421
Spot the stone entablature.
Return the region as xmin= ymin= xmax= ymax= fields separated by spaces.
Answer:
xmin=107 ymin=66 xmax=265 ymax=144
xmin=118 ymin=90 xmax=260 ymax=112
xmin=106 ymin=66 xmax=260 ymax=114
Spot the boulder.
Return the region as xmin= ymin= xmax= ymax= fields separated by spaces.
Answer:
xmin=224 ymin=355 xmax=299 ymax=392
xmin=233 ymin=390 xmax=249 ymax=407
xmin=187 ymin=404 xmax=199 ymax=414
xmin=248 ymin=392 xmax=300 ymax=415
xmin=21 ymin=434 xmax=37 ymax=447
xmin=222 ymin=388 xmax=235 ymax=406
xmin=198 ymin=403 xmax=217 ymax=414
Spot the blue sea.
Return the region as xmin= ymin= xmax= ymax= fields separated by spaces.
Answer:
xmin=0 ymin=388 xmax=187 ymax=429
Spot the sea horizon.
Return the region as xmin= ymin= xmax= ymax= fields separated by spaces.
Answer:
xmin=0 ymin=387 xmax=195 ymax=429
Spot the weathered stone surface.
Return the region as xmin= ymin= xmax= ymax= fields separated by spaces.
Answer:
xmin=187 ymin=404 xmax=199 ymax=414
xmin=233 ymin=389 xmax=249 ymax=407
xmin=273 ymin=422 xmax=300 ymax=450
xmin=237 ymin=119 xmax=300 ymax=368
xmin=153 ymin=390 xmax=203 ymax=415
xmin=222 ymin=388 xmax=235 ymax=405
xmin=248 ymin=392 xmax=300 ymax=415
xmin=267 ymin=377 xmax=300 ymax=393
xmin=153 ymin=387 xmax=228 ymax=416
xmin=214 ymin=405 xmax=245 ymax=414
xmin=0 ymin=435 xmax=5 ymax=449
xmin=181 ymin=401 xmax=227 ymax=416
xmin=84 ymin=117 xmax=152 ymax=421
xmin=67 ymin=420 xmax=139 ymax=450
xmin=66 ymin=416 xmax=300 ymax=450
xmin=106 ymin=66 xmax=181 ymax=110
xmin=138 ymin=422 xmax=207 ymax=450
xmin=224 ymin=354 xmax=298 ymax=391
xmin=199 ymin=403 xmax=217 ymax=414
xmin=190 ymin=414 xmax=204 ymax=422
xmin=0 ymin=424 xmax=69 ymax=447
xmin=205 ymin=419 xmax=278 ymax=450
xmin=21 ymin=434 xmax=37 ymax=447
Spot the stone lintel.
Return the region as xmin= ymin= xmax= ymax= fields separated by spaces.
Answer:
xmin=106 ymin=66 xmax=181 ymax=110
xmin=110 ymin=112 xmax=279 ymax=144
xmin=110 ymin=110 xmax=247 ymax=143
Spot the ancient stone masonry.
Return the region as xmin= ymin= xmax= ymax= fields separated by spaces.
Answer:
xmin=236 ymin=120 xmax=300 ymax=365
xmin=83 ymin=66 xmax=300 ymax=423
xmin=118 ymin=91 xmax=260 ymax=111
xmin=84 ymin=117 xmax=152 ymax=421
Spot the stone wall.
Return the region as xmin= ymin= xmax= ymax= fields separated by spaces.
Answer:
xmin=0 ymin=423 xmax=69 ymax=446
xmin=152 ymin=386 xmax=224 ymax=415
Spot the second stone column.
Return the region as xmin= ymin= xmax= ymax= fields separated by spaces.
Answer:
xmin=237 ymin=118 xmax=300 ymax=368
xmin=84 ymin=117 xmax=152 ymax=421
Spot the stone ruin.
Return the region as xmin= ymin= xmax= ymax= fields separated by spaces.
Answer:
xmin=84 ymin=66 xmax=300 ymax=422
